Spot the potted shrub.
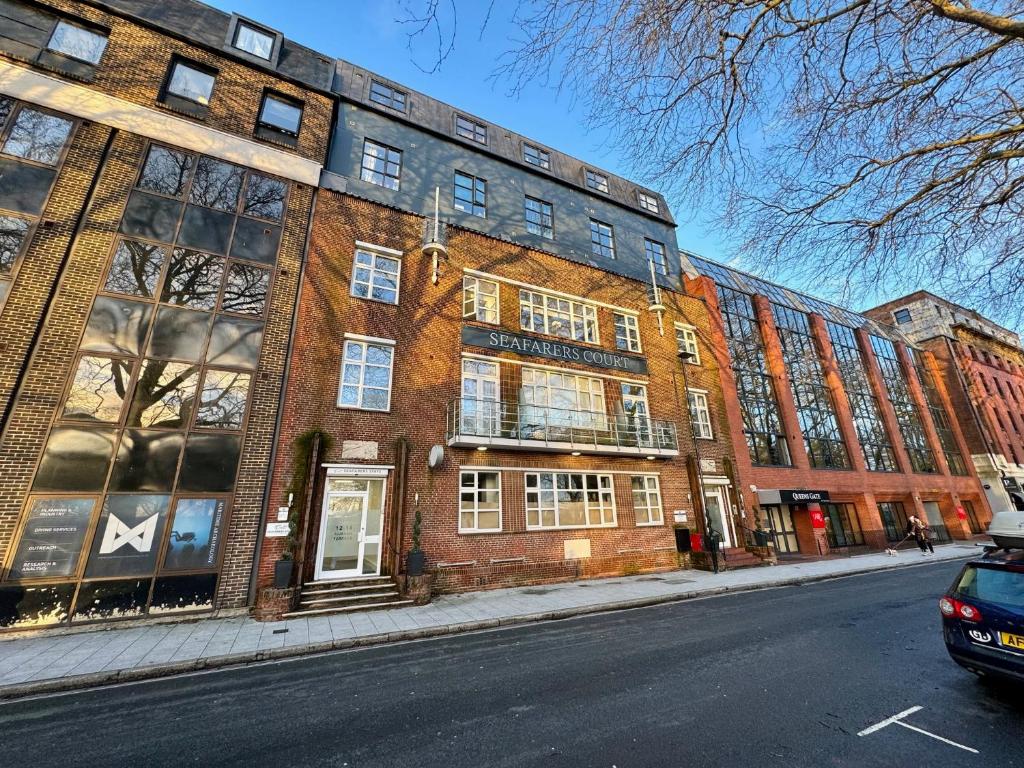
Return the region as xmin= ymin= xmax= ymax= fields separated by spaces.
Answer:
xmin=406 ymin=506 xmax=426 ymax=576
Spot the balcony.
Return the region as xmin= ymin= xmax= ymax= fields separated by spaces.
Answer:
xmin=446 ymin=398 xmax=679 ymax=457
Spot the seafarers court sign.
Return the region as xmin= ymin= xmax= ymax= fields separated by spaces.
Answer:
xmin=462 ymin=327 xmax=649 ymax=375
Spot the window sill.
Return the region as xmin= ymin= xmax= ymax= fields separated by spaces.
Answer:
xmin=350 ymin=292 xmax=400 ymax=307
xmin=525 ymin=523 xmax=618 ymax=532
xmin=255 ymin=125 xmax=299 ymax=149
xmin=336 ymin=404 xmax=391 ymax=413
xmin=156 ymin=96 xmax=209 ymax=120
xmin=458 ymin=528 xmax=504 ymax=535
xmin=635 ymin=521 xmax=665 ymax=527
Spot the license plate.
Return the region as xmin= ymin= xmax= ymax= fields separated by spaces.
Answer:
xmin=999 ymin=631 xmax=1024 ymax=650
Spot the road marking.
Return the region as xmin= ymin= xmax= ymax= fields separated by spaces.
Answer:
xmin=856 ymin=706 xmax=922 ymax=736
xmin=858 ymin=705 xmax=978 ymax=754
xmin=894 ymin=720 xmax=979 ymax=754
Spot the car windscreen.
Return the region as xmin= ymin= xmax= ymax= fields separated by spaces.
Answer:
xmin=955 ymin=565 xmax=1024 ymax=608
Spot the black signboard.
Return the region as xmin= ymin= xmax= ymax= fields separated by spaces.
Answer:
xmin=779 ymin=490 xmax=830 ymax=504
xmin=9 ymin=498 xmax=95 ymax=579
xmin=163 ymin=498 xmax=226 ymax=571
xmin=84 ymin=494 xmax=171 ymax=579
xmin=1000 ymin=477 xmax=1021 ymax=493
xmin=462 ymin=326 xmax=648 ymax=375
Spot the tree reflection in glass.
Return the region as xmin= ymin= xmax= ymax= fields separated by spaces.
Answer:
xmin=221 ymin=263 xmax=268 ymax=315
xmin=0 ymin=215 xmax=30 ymax=275
xmin=2 ymin=108 xmax=73 ymax=166
xmin=63 ymin=355 xmax=134 ymax=422
xmin=127 ymin=359 xmax=199 ymax=428
xmin=161 ymin=248 xmax=224 ymax=309
xmin=189 ymin=157 xmax=244 ymax=212
xmin=137 ymin=145 xmax=194 ymax=198
xmin=103 ymin=240 xmax=166 ymax=297
xmin=243 ymin=174 xmax=286 ymax=221
xmin=196 ymin=370 xmax=251 ymax=429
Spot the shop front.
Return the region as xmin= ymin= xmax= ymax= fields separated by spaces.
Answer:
xmin=757 ymin=489 xmax=833 ymax=557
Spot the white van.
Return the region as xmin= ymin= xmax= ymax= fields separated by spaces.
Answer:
xmin=988 ymin=510 xmax=1024 ymax=549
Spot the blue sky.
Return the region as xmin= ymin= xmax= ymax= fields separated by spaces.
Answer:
xmin=208 ymin=0 xmax=728 ymax=261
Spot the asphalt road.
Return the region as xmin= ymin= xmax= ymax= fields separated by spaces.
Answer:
xmin=0 ymin=560 xmax=1020 ymax=767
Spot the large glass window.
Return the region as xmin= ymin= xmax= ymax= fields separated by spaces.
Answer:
xmin=912 ymin=349 xmax=968 ymax=475
xmin=524 ymin=196 xmax=553 ymax=239
xmin=613 ymin=312 xmax=641 ymax=353
xmin=63 ymin=356 xmax=134 ymax=423
xmin=716 ymin=286 xmax=790 ymax=465
xmin=589 ymin=219 xmax=615 ymax=259
xmin=827 ymin=322 xmax=898 ymax=472
xmin=454 ymin=172 xmax=486 ymax=217
xmin=350 ymin=247 xmax=400 ymax=305
xmin=772 ymin=304 xmax=849 ymax=469
xmin=189 ymin=157 xmax=244 ymax=212
xmin=137 ymin=145 xmax=193 ymax=198
xmin=822 ymin=502 xmax=864 ymax=548
xmin=870 ymin=336 xmax=937 ymax=473
xmin=631 ymin=476 xmax=663 ymax=525
xmin=519 ymin=289 xmax=598 ymax=343
xmin=520 ymin=368 xmax=606 ymax=435
xmin=459 ymin=471 xmax=501 ymax=532
xmin=360 ymin=139 xmax=401 ymax=190
xmin=462 ymin=276 xmax=498 ymax=324
xmin=166 ymin=60 xmax=216 ymax=106
xmin=338 ymin=339 xmax=394 ymax=411
xmin=47 ymin=20 xmax=108 ymax=64
xmin=0 ymin=214 xmax=32 ymax=304
xmin=878 ymin=501 xmax=910 ymax=542
xmin=525 ymin=473 xmax=616 ymax=529
xmin=2 ymin=107 xmax=73 ymax=166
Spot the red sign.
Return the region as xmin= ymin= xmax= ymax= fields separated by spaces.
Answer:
xmin=956 ymin=506 xmax=968 ymax=520
xmin=810 ymin=509 xmax=827 ymax=529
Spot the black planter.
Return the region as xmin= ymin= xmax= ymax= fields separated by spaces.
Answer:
xmin=406 ymin=549 xmax=426 ymax=577
xmin=273 ymin=558 xmax=294 ymax=589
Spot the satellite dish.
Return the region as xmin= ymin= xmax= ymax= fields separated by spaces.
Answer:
xmin=428 ymin=445 xmax=445 ymax=469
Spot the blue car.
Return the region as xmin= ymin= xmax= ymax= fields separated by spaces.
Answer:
xmin=941 ymin=547 xmax=1024 ymax=683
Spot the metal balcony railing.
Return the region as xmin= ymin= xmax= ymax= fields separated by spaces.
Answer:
xmin=446 ymin=397 xmax=679 ymax=456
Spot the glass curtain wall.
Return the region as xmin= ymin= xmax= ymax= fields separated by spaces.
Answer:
xmin=771 ymin=305 xmax=849 ymax=469
xmin=911 ymin=349 xmax=969 ymax=475
xmin=869 ymin=336 xmax=938 ymax=473
xmin=826 ymin=322 xmax=898 ymax=471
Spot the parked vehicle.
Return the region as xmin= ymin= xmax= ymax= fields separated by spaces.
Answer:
xmin=987 ymin=510 xmax=1024 ymax=549
xmin=940 ymin=547 xmax=1024 ymax=683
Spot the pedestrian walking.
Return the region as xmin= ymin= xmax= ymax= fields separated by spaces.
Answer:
xmin=906 ymin=514 xmax=934 ymax=555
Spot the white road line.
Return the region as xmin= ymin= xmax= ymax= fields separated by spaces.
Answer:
xmin=856 ymin=706 xmax=923 ymax=736
xmin=894 ymin=721 xmax=979 ymax=754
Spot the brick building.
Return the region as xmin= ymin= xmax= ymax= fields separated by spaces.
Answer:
xmin=253 ymin=61 xmax=746 ymax=616
xmin=0 ymin=0 xmax=334 ymax=629
xmin=684 ymin=256 xmax=991 ymax=557
xmin=867 ymin=291 xmax=1024 ymax=523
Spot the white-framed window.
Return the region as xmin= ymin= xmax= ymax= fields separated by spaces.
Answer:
xmin=614 ymin=312 xmax=641 ymax=353
xmin=519 ymin=289 xmax=599 ymax=344
xmin=47 ymin=20 xmax=108 ymax=64
xmin=645 ymin=239 xmax=668 ymax=276
xmin=675 ymin=324 xmax=701 ymax=365
xmin=521 ymin=368 xmax=606 ymax=429
xmin=525 ymin=472 xmax=616 ymax=529
xmin=589 ymin=219 xmax=615 ymax=259
xmin=351 ymin=246 xmax=401 ymax=304
xmin=637 ymin=192 xmax=660 ymax=214
xmin=523 ymin=144 xmax=550 ymax=169
xmin=524 ymin=196 xmax=553 ymax=239
xmin=360 ymin=139 xmax=402 ymax=190
xmin=463 ymin=276 xmax=499 ymax=324
xmin=631 ymin=475 xmax=663 ymax=525
xmin=459 ymin=471 xmax=501 ymax=532
xmin=688 ymin=389 xmax=713 ymax=439
xmin=338 ymin=337 xmax=394 ymax=411
xmin=585 ymin=169 xmax=609 ymax=193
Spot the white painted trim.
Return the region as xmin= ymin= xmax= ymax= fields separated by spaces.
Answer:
xmin=461 ymin=352 xmax=647 ymax=385
xmin=457 ymin=469 xmax=503 ymax=534
xmin=460 ymin=465 xmax=660 ymax=476
xmin=322 ymin=463 xmax=395 ymax=472
xmin=0 ymin=60 xmax=321 ymax=185
xmin=673 ymin=321 xmax=697 ymax=331
xmin=463 ymin=267 xmax=640 ymax=316
xmin=343 ymin=333 xmax=396 ymax=345
xmin=355 ymin=240 xmax=404 ymax=257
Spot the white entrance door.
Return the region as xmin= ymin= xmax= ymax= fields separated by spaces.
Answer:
xmin=703 ymin=486 xmax=734 ymax=548
xmin=315 ymin=477 xmax=385 ymax=580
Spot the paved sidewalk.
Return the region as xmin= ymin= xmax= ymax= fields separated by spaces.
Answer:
xmin=0 ymin=544 xmax=977 ymax=699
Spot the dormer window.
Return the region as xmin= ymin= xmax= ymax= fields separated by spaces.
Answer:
xmin=638 ymin=191 xmax=660 ymax=214
xmin=232 ymin=21 xmax=275 ymax=60
xmin=455 ymin=115 xmax=487 ymax=145
xmin=369 ymin=81 xmax=407 ymax=112
xmin=585 ymin=169 xmax=609 ymax=193
xmin=523 ymin=143 xmax=550 ymax=170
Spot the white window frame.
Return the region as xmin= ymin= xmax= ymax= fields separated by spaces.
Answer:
xmin=337 ymin=335 xmax=395 ymax=412
xmin=614 ymin=312 xmax=641 ymax=353
xmin=675 ymin=323 xmax=701 ymax=365
xmin=459 ymin=470 xmax=502 ymax=533
xmin=589 ymin=219 xmax=616 ymax=259
xmin=631 ymin=475 xmax=664 ymax=526
xmin=350 ymin=244 xmax=401 ymax=305
xmin=521 ymin=367 xmax=607 ymax=429
xmin=688 ymin=389 xmax=714 ymax=439
xmin=519 ymin=289 xmax=599 ymax=344
xmin=462 ymin=276 xmax=499 ymax=324
xmin=525 ymin=472 xmax=617 ymax=530
xmin=637 ymin=192 xmax=660 ymax=214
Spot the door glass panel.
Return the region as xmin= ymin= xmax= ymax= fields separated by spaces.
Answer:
xmin=365 ymin=479 xmax=384 ymax=538
xmin=320 ymin=495 xmax=363 ymax=574
xmin=704 ymin=490 xmax=730 ymax=548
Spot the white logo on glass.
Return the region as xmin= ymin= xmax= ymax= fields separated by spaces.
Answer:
xmin=99 ymin=514 xmax=158 ymax=555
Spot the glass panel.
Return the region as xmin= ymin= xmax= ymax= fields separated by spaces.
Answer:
xmin=109 ymin=430 xmax=184 ymax=492
xmin=72 ymin=579 xmax=150 ymax=622
xmin=229 ymin=217 xmax=281 ymax=264
xmin=168 ymin=62 xmax=215 ymax=105
xmin=189 ymin=157 xmax=243 ymax=211
xmin=361 ymin=542 xmax=379 ymax=575
xmin=221 ymin=263 xmax=269 ymax=315
xmin=2 ymin=108 xmax=73 ymax=166
xmin=0 ymin=97 xmax=11 ymax=129
xmin=196 ymin=370 xmax=251 ymax=429
xmin=321 ymin=495 xmax=363 ymax=573
xmin=80 ymin=297 xmax=153 ymax=357
xmin=364 ymin=479 xmax=384 ymax=537
xmin=163 ymin=498 xmax=227 ymax=571
xmin=103 ymin=240 xmax=166 ymax=297
xmin=63 ymin=356 xmax=134 ymax=422
xmin=8 ymin=498 xmax=95 ymax=579
xmin=176 ymin=205 xmax=234 ymax=254
xmin=147 ymin=307 xmax=211 ymax=362
xmin=234 ymin=23 xmax=274 ymax=59
xmin=206 ymin=317 xmax=263 ymax=369
xmin=48 ymin=21 xmax=108 ymax=64
xmin=0 ymin=214 xmax=30 ymax=275
xmin=118 ymin=190 xmax=182 ymax=244
xmin=259 ymin=96 xmax=301 ymax=134
xmin=178 ymin=434 xmax=242 ymax=492
xmin=137 ymin=145 xmax=194 ymax=198
xmin=127 ymin=359 xmax=199 ymax=428
xmin=84 ymin=494 xmax=171 ymax=578
xmin=149 ymin=573 xmax=218 ymax=614
xmin=0 ymin=583 xmax=75 ymax=628
xmin=161 ymin=248 xmax=224 ymax=309
xmin=32 ymin=427 xmax=117 ymax=492
xmin=243 ymin=174 xmax=287 ymax=221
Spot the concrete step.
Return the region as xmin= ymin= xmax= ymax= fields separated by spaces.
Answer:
xmin=300 ymin=583 xmax=402 ymax=597
xmin=299 ymin=590 xmax=403 ymax=609
xmin=282 ymin=599 xmax=415 ymax=619
xmin=302 ymin=577 xmax=393 ymax=590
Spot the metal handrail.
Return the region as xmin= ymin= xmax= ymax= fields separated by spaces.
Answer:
xmin=447 ymin=396 xmax=678 ymax=452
